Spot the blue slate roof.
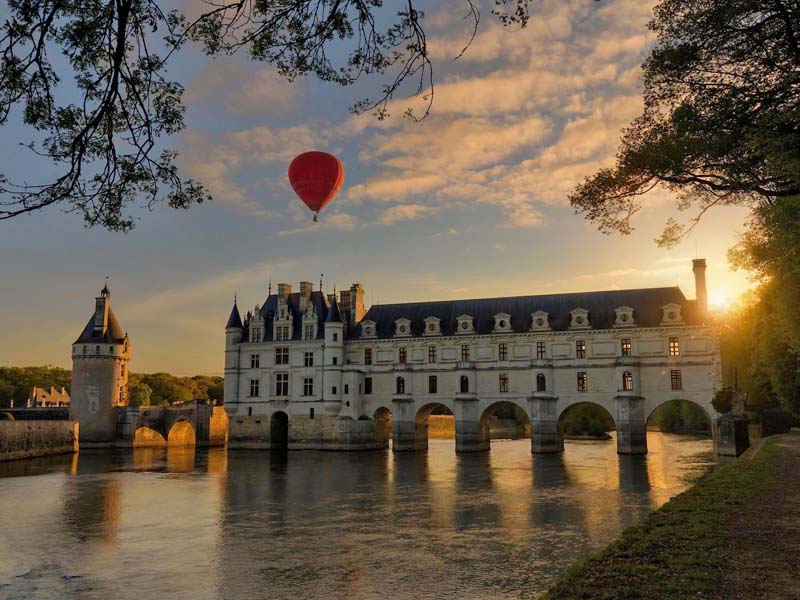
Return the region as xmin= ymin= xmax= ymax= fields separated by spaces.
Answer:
xmin=226 ymin=302 xmax=243 ymax=329
xmin=241 ymin=290 xmax=332 ymax=342
xmin=326 ymin=298 xmax=343 ymax=323
xmin=352 ymin=287 xmax=699 ymax=339
xmin=74 ymin=307 xmax=126 ymax=344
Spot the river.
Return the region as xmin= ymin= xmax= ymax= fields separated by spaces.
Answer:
xmin=0 ymin=432 xmax=714 ymax=600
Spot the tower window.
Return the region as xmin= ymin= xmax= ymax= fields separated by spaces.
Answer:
xmin=461 ymin=344 xmax=470 ymax=361
xmin=332 ymin=356 xmax=338 ymax=365
xmin=304 ymin=352 xmax=314 ymax=367
xmin=669 ymin=337 xmax=680 ymax=357
xmin=275 ymin=373 xmax=289 ymax=396
xmin=310 ymin=407 xmax=315 ymax=419
xmin=428 ymin=345 xmax=437 ymax=363
xmin=364 ymin=377 xmax=373 ymax=395
xmin=623 ymin=371 xmax=633 ymax=391
xmin=536 ymin=373 xmax=546 ymax=392
xmin=95 ymin=346 xmax=100 ymax=354
xmin=577 ymin=372 xmax=588 ymax=392
xmin=428 ymin=375 xmax=437 ymax=394
xmin=332 ymin=386 xmax=337 ymax=395
xmin=109 ymin=346 xmax=114 ymax=354
xmin=536 ymin=341 xmax=546 ymax=360
xmin=250 ymin=354 xmax=260 ymax=369
xmin=460 ymin=375 xmax=469 ymax=394
xmin=275 ymin=347 xmax=289 ymax=365
xmin=498 ymin=343 xmax=508 ymax=361
xmin=671 ymin=370 xmax=682 ymax=390
xmin=499 ymin=373 xmax=509 ymax=393
xmin=621 ymin=339 xmax=632 ymax=357
xmin=333 ymin=333 xmax=338 ymax=342
xmin=83 ymin=346 xmax=87 ymax=355
xmin=303 ymin=377 xmax=314 ymax=396
xmin=249 ymin=379 xmax=260 ymax=398
xmin=344 ymin=384 xmax=349 ymax=394
xmin=365 ymin=348 xmax=372 ymax=365
xmin=399 ymin=347 xmax=407 ymax=364
xmin=396 ymin=376 xmax=405 ymax=395
xmin=576 ymin=340 xmax=586 ymax=359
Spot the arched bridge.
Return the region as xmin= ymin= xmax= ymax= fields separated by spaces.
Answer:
xmin=116 ymin=400 xmax=228 ymax=447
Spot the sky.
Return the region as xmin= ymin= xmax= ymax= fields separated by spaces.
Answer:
xmin=0 ymin=0 xmax=754 ymax=375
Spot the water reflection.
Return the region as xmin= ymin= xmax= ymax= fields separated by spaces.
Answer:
xmin=0 ymin=432 xmax=714 ymax=600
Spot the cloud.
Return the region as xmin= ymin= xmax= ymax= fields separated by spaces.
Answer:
xmin=378 ymin=204 xmax=440 ymax=225
xmin=276 ymin=212 xmax=360 ymax=236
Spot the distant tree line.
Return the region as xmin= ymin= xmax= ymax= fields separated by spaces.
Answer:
xmin=0 ymin=366 xmax=223 ymax=408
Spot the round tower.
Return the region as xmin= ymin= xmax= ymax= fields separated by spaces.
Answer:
xmin=224 ymin=297 xmax=243 ymax=417
xmin=323 ymin=297 xmax=344 ymax=414
xmin=70 ymin=285 xmax=131 ymax=445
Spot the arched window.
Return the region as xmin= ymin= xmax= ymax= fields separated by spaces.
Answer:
xmin=396 ymin=376 xmax=405 ymax=395
xmin=536 ymin=373 xmax=546 ymax=392
xmin=622 ymin=371 xmax=633 ymax=391
xmin=460 ymin=375 xmax=469 ymax=394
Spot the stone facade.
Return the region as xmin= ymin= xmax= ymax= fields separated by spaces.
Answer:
xmin=69 ymin=286 xmax=131 ymax=445
xmin=224 ymin=260 xmax=721 ymax=454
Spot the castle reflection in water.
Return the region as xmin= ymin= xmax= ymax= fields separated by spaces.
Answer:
xmin=0 ymin=433 xmax=714 ymax=600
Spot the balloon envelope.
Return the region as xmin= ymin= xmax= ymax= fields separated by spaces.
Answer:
xmin=288 ymin=151 xmax=345 ymax=215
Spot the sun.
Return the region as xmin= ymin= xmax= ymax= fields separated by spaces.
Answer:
xmin=709 ymin=290 xmax=731 ymax=311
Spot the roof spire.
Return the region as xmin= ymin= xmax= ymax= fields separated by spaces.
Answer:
xmin=268 ymin=278 xmax=272 ymax=295
xmin=101 ymin=276 xmax=110 ymax=297
xmin=320 ymin=273 xmax=324 ymax=291
xmin=234 ymin=291 xmax=237 ymax=304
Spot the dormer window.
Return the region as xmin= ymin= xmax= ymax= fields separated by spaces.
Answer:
xmin=395 ymin=318 xmax=411 ymax=337
xmin=361 ymin=320 xmax=377 ymax=339
xmin=531 ymin=311 xmax=549 ymax=331
xmin=423 ymin=316 xmax=441 ymax=336
xmin=569 ymin=308 xmax=590 ymax=329
xmin=614 ymin=306 xmax=635 ymax=328
xmin=456 ymin=314 xmax=474 ymax=334
xmin=493 ymin=313 xmax=512 ymax=333
xmin=660 ymin=303 xmax=684 ymax=325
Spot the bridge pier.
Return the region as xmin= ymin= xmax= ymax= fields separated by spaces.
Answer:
xmin=615 ymin=395 xmax=647 ymax=455
xmin=529 ymin=395 xmax=562 ymax=453
xmin=455 ymin=397 xmax=489 ymax=453
xmin=391 ymin=397 xmax=417 ymax=451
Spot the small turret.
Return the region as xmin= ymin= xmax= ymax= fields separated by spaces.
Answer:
xmin=226 ymin=299 xmax=243 ymax=330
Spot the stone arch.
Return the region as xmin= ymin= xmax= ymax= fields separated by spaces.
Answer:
xmin=479 ymin=401 xmax=532 ymax=445
xmin=167 ymin=421 xmax=196 ymax=446
xmin=270 ymin=411 xmax=289 ymax=450
xmin=414 ymin=402 xmax=454 ymax=450
xmin=133 ymin=426 xmax=166 ymax=447
xmin=374 ymin=407 xmax=392 ymax=448
xmin=556 ymin=402 xmax=616 ymax=448
xmin=646 ymin=398 xmax=713 ymax=435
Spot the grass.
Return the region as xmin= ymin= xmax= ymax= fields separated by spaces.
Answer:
xmin=538 ymin=442 xmax=779 ymax=600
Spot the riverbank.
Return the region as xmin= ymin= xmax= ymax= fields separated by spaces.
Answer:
xmin=539 ymin=431 xmax=800 ymax=600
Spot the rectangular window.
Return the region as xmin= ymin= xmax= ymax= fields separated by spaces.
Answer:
xmin=536 ymin=341 xmax=546 ymax=360
xmin=274 ymin=326 xmax=287 ymax=341
xmin=576 ymin=340 xmax=586 ymax=359
xmin=621 ymin=339 xmax=632 ymax=357
xmin=344 ymin=384 xmax=349 ymax=394
xmin=275 ymin=347 xmax=289 ymax=365
xmin=671 ymin=369 xmax=682 ymax=390
xmin=577 ymin=371 xmax=588 ymax=392
xmin=461 ymin=344 xmax=470 ymax=361
xmin=428 ymin=375 xmax=438 ymax=394
xmin=251 ymin=328 xmax=261 ymax=342
xmin=332 ymin=356 xmax=338 ymax=365
xmin=304 ymin=324 xmax=315 ymax=340
xmin=333 ymin=333 xmax=338 ymax=342
xmin=498 ymin=343 xmax=508 ymax=361
xmin=310 ymin=407 xmax=315 ymax=419
xmin=365 ymin=348 xmax=372 ymax=365
xmin=364 ymin=377 xmax=373 ymax=395
xmin=332 ymin=386 xmax=337 ymax=395
xmin=303 ymin=377 xmax=314 ymax=396
xmin=428 ymin=345 xmax=437 ymax=363
xmin=249 ymin=379 xmax=260 ymax=397
xmin=250 ymin=354 xmax=260 ymax=369
xmin=304 ymin=351 xmax=314 ymax=367
xmin=275 ymin=373 xmax=289 ymax=396
xmin=499 ymin=373 xmax=509 ymax=393
xmin=399 ymin=347 xmax=407 ymax=364
xmin=669 ymin=337 xmax=680 ymax=357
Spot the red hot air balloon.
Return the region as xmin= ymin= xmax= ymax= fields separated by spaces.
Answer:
xmin=288 ymin=151 xmax=345 ymax=222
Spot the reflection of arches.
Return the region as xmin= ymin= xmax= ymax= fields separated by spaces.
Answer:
xmin=415 ymin=403 xmax=454 ymax=449
xmin=479 ymin=401 xmax=531 ymax=446
xmin=557 ymin=402 xmax=616 ymax=448
xmin=133 ymin=427 xmax=167 ymax=447
xmin=459 ymin=375 xmax=469 ymax=393
xmin=167 ymin=421 xmax=196 ymax=446
xmin=646 ymin=399 xmax=712 ymax=435
xmin=270 ymin=411 xmax=289 ymax=450
xmin=374 ymin=407 xmax=392 ymax=448
xmin=536 ymin=373 xmax=546 ymax=392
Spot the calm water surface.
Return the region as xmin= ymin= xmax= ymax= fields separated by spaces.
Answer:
xmin=0 ymin=433 xmax=714 ymax=600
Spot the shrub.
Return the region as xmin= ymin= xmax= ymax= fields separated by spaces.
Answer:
xmin=713 ymin=389 xmax=735 ymax=414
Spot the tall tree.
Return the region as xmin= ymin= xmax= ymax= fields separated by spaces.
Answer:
xmin=570 ymin=0 xmax=800 ymax=246
xmin=0 ymin=0 xmax=530 ymax=230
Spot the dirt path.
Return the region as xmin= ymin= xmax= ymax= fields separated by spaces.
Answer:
xmin=722 ymin=432 xmax=800 ymax=600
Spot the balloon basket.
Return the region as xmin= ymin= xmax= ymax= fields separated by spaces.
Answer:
xmin=313 ymin=213 xmax=319 ymax=222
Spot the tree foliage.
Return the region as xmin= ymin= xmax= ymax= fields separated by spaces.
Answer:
xmin=560 ymin=403 xmax=615 ymax=438
xmin=650 ymin=400 xmax=710 ymax=432
xmin=571 ymin=0 xmax=800 ymax=246
xmin=0 ymin=0 xmax=530 ymax=230
xmin=0 ymin=365 xmax=71 ymax=407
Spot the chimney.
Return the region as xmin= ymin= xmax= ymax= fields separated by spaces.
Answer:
xmin=693 ymin=259 xmax=708 ymax=316
xmin=350 ymin=283 xmax=366 ymax=323
xmin=277 ymin=283 xmax=292 ymax=300
xmin=299 ymin=281 xmax=313 ymax=311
